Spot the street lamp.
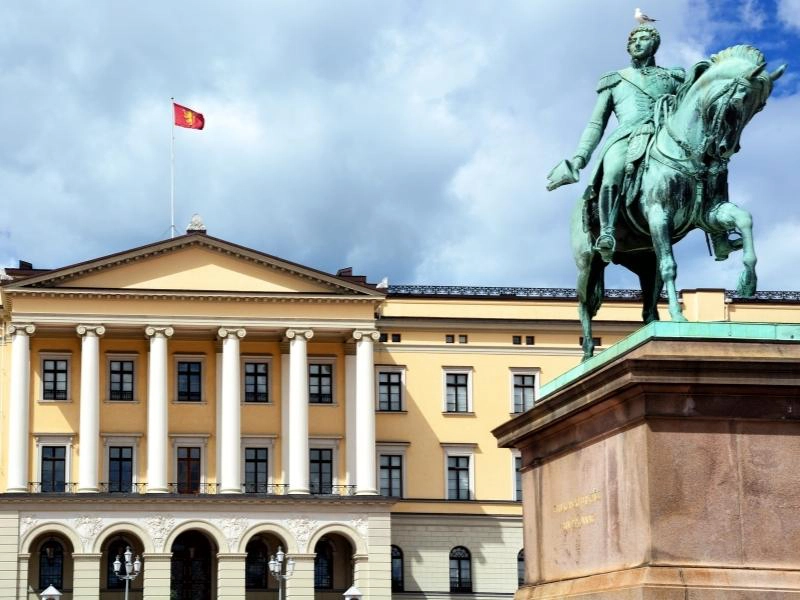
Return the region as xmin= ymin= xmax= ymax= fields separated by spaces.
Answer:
xmin=40 ymin=585 xmax=62 ymax=600
xmin=268 ymin=545 xmax=295 ymax=600
xmin=113 ymin=545 xmax=142 ymax=600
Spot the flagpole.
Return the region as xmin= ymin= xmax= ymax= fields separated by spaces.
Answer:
xmin=170 ymin=97 xmax=176 ymax=238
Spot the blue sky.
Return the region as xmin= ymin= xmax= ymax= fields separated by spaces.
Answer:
xmin=1 ymin=1 xmax=798 ymax=292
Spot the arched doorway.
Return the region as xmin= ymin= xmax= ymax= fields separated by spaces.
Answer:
xmin=100 ymin=533 xmax=144 ymax=599
xmin=244 ymin=532 xmax=286 ymax=600
xmin=313 ymin=534 xmax=354 ymax=600
xmin=170 ymin=530 xmax=217 ymax=600
xmin=28 ymin=533 xmax=75 ymax=598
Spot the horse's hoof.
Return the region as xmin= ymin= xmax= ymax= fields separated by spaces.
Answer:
xmin=671 ymin=313 xmax=688 ymax=323
xmin=737 ymin=273 xmax=757 ymax=297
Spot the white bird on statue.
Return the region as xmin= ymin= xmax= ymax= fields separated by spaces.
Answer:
xmin=634 ymin=7 xmax=657 ymax=23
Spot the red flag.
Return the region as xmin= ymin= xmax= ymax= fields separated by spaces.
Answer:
xmin=173 ymin=102 xmax=205 ymax=130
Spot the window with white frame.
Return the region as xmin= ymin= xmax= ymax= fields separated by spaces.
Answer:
xmin=174 ymin=356 xmax=205 ymax=402
xmin=309 ymin=438 xmax=340 ymax=494
xmin=376 ymin=366 xmax=405 ymax=412
xmin=242 ymin=357 xmax=271 ymax=403
xmin=35 ymin=434 xmax=74 ymax=493
xmin=241 ymin=437 xmax=275 ymax=493
xmin=170 ymin=435 xmax=208 ymax=493
xmin=309 ymin=358 xmax=335 ymax=404
xmin=510 ymin=368 xmax=539 ymax=413
xmin=513 ymin=452 xmax=522 ymax=501
xmin=102 ymin=435 xmax=140 ymax=493
xmin=107 ymin=354 xmax=137 ymax=401
xmin=443 ymin=367 xmax=473 ymax=413
xmin=442 ymin=444 xmax=475 ymax=500
xmin=377 ymin=442 xmax=409 ymax=498
xmin=40 ymin=353 xmax=71 ymax=401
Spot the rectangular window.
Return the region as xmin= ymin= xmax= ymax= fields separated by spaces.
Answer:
xmin=42 ymin=358 xmax=69 ymax=400
xmin=512 ymin=335 xmax=522 ymax=345
xmin=378 ymin=333 xmax=388 ymax=342
xmin=458 ymin=334 xmax=468 ymax=344
xmin=41 ymin=446 xmax=66 ymax=493
xmin=447 ymin=456 xmax=471 ymax=500
xmin=177 ymin=446 xmax=201 ymax=493
xmin=378 ymin=371 xmax=403 ymax=411
xmin=109 ymin=360 xmax=134 ymax=401
xmin=108 ymin=446 xmax=133 ymax=493
xmin=445 ymin=372 xmax=470 ymax=412
xmin=310 ymin=448 xmax=333 ymax=494
xmin=309 ymin=363 xmax=333 ymax=404
xmin=177 ymin=361 xmax=202 ymax=402
xmin=244 ymin=362 xmax=269 ymax=403
xmin=445 ymin=334 xmax=455 ymax=344
xmin=579 ymin=336 xmax=602 ymax=347
xmin=515 ymin=456 xmax=523 ymax=501
xmin=379 ymin=454 xmax=403 ymax=497
xmin=513 ymin=373 xmax=536 ymax=413
xmin=244 ymin=447 xmax=269 ymax=493
xmin=525 ymin=335 xmax=535 ymax=345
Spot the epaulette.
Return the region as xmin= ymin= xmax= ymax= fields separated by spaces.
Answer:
xmin=597 ymin=71 xmax=622 ymax=92
xmin=668 ymin=67 xmax=686 ymax=82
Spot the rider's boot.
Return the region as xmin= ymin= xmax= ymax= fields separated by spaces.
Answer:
xmin=595 ymin=186 xmax=617 ymax=263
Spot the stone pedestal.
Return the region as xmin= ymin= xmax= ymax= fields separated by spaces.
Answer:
xmin=494 ymin=322 xmax=800 ymax=599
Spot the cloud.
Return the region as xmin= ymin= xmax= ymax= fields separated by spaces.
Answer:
xmin=778 ymin=0 xmax=800 ymax=31
xmin=0 ymin=0 xmax=797 ymax=295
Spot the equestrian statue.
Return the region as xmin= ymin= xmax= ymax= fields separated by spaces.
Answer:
xmin=547 ymin=22 xmax=786 ymax=360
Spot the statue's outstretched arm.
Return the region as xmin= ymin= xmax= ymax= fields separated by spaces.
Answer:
xmin=573 ymin=89 xmax=613 ymax=169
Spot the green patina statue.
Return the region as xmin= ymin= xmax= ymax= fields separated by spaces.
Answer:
xmin=547 ymin=24 xmax=786 ymax=360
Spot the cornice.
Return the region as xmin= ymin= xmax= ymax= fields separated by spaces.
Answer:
xmin=5 ymin=288 xmax=380 ymax=304
xmin=376 ymin=316 xmax=639 ymax=333
xmin=376 ymin=344 xmax=585 ymax=357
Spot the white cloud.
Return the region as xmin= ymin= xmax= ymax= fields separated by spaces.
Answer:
xmin=778 ymin=0 xmax=800 ymax=31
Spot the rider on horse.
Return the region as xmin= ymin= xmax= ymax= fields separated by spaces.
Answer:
xmin=549 ymin=25 xmax=684 ymax=262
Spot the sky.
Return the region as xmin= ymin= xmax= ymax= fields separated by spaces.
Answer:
xmin=1 ymin=0 xmax=799 ymax=291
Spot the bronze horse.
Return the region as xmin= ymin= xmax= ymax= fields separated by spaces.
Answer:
xmin=573 ymin=46 xmax=786 ymax=360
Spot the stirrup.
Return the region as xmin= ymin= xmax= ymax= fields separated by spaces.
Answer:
xmin=595 ymin=234 xmax=615 ymax=262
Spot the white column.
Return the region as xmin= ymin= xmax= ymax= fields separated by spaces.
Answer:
xmin=218 ymin=327 xmax=246 ymax=493
xmin=7 ymin=324 xmax=35 ymax=493
xmin=77 ymin=324 xmax=105 ymax=493
xmin=345 ymin=352 xmax=357 ymax=486
xmin=146 ymin=326 xmax=173 ymax=493
xmin=286 ymin=328 xmax=313 ymax=494
xmin=354 ymin=330 xmax=380 ymax=495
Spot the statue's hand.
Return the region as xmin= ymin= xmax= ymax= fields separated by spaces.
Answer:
xmin=546 ymin=158 xmax=582 ymax=191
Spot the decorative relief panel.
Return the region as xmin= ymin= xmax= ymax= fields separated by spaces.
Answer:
xmin=146 ymin=515 xmax=176 ymax=552
xmin=217 ymin=517 xmax=249 ymax=551
xmin=287 ymin=517 xmax=318 ymax=552
xmin=74 ymin=516 xmax=104 ymax=548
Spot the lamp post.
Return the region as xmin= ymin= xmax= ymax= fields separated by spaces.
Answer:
xmin=113 ymin=546 xmax=142 ymax=600
xmin=40 ymin=585 xmax=62 ymax=600
xmin=268 ymin=545 xmax=295 ymax=600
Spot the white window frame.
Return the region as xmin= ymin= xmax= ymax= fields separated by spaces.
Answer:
xmin=441 ymin=443 xmax=476 ymax=500
xmin=377 ymin=442 xmax=409 ymax=498
xmin=105 ymin=353 xmax=139 ymax=403
xmin=308 ymin=357 xmax=337 ymax=406
xmin=509 ymin=368 xmax=540 ymax=414
xmin=170 ymin=434 xmax=209 ymax=486
xmin=442 ymin=367 xmax=474 ymax=414
xmin=309 ymin=436 xmax=341 ymax=488
xmin=102 ymin=434 xmax=142 ymax=491
xmin=173 ymin=354 xmax=206 ymax=403
xmin=39 ymin=352 xmax=72 ymax=402
xmin=375 ymin=365 xmax=406 ymax=412
xmin=241 ymin=355 xmax=272 ymax=404
xmin=241 ymin=436 xmax=276 ymax=490
xmin=34 ymin=434 xmax=74 ymax=487
xmin=511 ymin=450 xmax=522 ymax=502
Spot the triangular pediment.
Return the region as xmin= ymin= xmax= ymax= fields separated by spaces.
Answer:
xmin=5 ymin=234 xmax=383 ymax=297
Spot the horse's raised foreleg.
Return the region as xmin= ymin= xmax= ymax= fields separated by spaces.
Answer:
xmin=707 ymin=202 xmax=757 ymax=297
xmin=646 ymin=203 xmax=687 ymax=321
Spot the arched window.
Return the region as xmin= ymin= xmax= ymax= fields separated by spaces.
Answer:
xmin=449 ymin=546 xmax=472 ymax=593
xmin=391 ymin=545 xmax=404 ymax=592
xmin=517 ymin=549 xmax=525 ymax=586
xmin=39 ymin=539 xmax=64 ymax=591
xmin=245 ymin=537 xmax=270 ymax=590
xmin=106 ymin=537 xmax=133 ymax=590
xmin=314 ymin=539 xmax=334 ymax=590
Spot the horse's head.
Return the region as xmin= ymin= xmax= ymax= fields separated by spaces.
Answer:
xmin=679 ymin=45 xmax=786 ymax=160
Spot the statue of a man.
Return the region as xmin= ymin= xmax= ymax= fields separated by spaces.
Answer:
xmin=547 ymin=25 xmax=685 ymax=262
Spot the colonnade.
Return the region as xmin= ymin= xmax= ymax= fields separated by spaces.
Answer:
xmin=5 ymin=323 xmax=379 ymax=495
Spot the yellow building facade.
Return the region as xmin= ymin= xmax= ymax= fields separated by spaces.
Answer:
xmin=1 ymin=228 xmax=798 ymax=599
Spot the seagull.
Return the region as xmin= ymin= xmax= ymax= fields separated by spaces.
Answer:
xmin=634 ymin=8 xmax=657 ymax=23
